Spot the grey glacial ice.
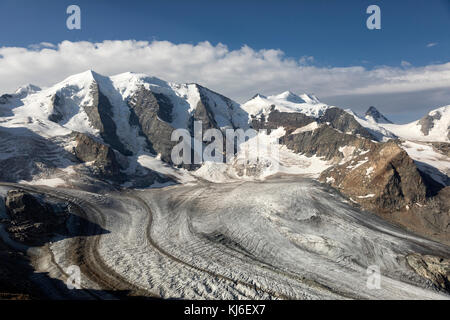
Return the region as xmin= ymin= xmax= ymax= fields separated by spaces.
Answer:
xmin=40 ymin=177 xmax=449 ymax=299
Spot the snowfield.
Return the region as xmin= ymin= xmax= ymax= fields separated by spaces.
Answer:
xmin=379 ymin=106 xmax=450 ymax=143
xmin=347 ymin=106 xmax=450 ymax=143
xmin=241 ymin=91 xmax=331 ymax=121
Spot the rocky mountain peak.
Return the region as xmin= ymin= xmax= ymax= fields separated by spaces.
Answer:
xmin=250 ymin=93 xmax=267 ymax=100
xmin=365 ymin=106 xmax=393 ymax=124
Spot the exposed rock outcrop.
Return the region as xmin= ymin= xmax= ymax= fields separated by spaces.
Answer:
xmin=251 ymin=108 xmax=314 ymax=131
xmin=318 ymin=139 xmax=450 ymax=244
xmin=419 ymin=111 xmax=442 ymax=136
xmin=3 ymin=190 xmax=69 ymax=245
xmin=281 ymin=124 xmax=374 ymax=162
xmin=320 ymin=107 xmax=374 ymax=139
xmin=251 ymin=107 xmax=372 ymax=139
xmin=365 ymin=106 xmax=393 ymax=124
xmin=73 ymin=132 xmax=122 ymax=179
xmin=84 ymin=82 xmax=132 ymax=156
xmin=251 ymin=107 xmax=376 ymax=163
xmin=383 ymin=186 xmax=450 ymax=245
xmin=406 ymin=253 xmax=450 ymax=293
xmin=127 ymin=87 xmax=176 ymax=164
xmin=0 ymin=94 xmax=12 ymax=104
xmin=320 ymin=140 xmax=427 ymax=211
xmin=431 ymin=142 xmax=450 ymax=157
xmin=192 ymin=87 xmax=220 ymax=133
xmin=47 ymin=93 xmax=64 ymax=123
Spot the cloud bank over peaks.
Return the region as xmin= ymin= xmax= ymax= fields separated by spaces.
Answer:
xmin=0 ymin=40 xmax=449 ymax=121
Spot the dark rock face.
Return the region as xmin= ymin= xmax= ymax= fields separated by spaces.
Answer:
xmin=248 ymin=106 xmax=379 ymax=170
xmin=418 ymin=111 xmax=442 ymax=136
xmin=319 ymin=140 xmax=427 ymax=211
xmin=250 ymin=93 xmax=267 ymax=100
xmin=47 ymin=94 xmax=64 ymax=123
xmin=320 ymin=108 xmax=374 ymax=139
xmin=127 ymin=85 xmax=233 ymax=169
xmin=127 ymin=87 xmax=176 ymax=164
xmin=73 ymin=132 xmax=122 ymax=179
xmin=153 ymin=93 xmax=173 ymax=123
xmin=251 ymin=108 xmax=314 ymax=131
xmin=193 ymin=84 xmax=236 ymax=130
xmin=0 ymin=94 xmax=12 ymax=104
xmin=406 ymin=254 xmax=450 ymax=293
xmin=431 ymin=142 xmax=450 ymax=157
xmin=248 ymin=105 xmax=380 ymax=172
xmin=365 ymin=106 xmax=393 ymax=124
xmin=394 ymin=186 xmax=450 ymax=245
xmin=4 ymin=190 xmax=69 ymax=245
xmin=195 ymin=84 xmax=243 ymax=129
xmin=5 ymin=190 xmax=55 ymax=223
xmin=192 ymin=95 xmax=219 ymax=133
xmin=281 ymin=125 xmax=374 ymax=161
xmin=84 ymin=82 xmax=132 ymax=156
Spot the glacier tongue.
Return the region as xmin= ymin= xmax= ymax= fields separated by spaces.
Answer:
xmin=39 ymin=177 xmax=449 ymax=299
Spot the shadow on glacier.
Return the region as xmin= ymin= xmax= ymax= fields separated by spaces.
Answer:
xmin=0 ymin=240 xmax=159 ymax=300
xmin=0 ymin=126 xmax=79 ymax=183
xmin=415 ymin=160 xmax=449 ymax=196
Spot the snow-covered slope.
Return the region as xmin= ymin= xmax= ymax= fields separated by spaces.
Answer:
xmin=347 ymin=105 xmax=450 ymax=143
xmin=345 ymin=109 xmax=397 ymax=142
xmin=241 ymin=91 xmax=331 ymax=120
xmin=0 ymin=70 xmax=246 ymax=139
xmin=1 ymin=70 xmax=99 ymax=138
xmin=0 ymin=71 xmax=252 ymax=186
xmin=378 ymin=106 xmax=450 ymax=143
xmin=109 ymin=72 xmax=248 ymax=130
xmin=192 ymin=127 xmax=331 ymax=182
xmin=401 ymin=140 xmax=450 ymax=186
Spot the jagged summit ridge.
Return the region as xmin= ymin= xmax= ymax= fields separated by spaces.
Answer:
xmin=364 ymin=106 xmax=393 ymax=124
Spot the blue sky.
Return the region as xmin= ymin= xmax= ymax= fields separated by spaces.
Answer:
xmin=0 ymin=0 xmax=449 ymax=122
xmin=1 ymin=0 xmax=448 ymax=68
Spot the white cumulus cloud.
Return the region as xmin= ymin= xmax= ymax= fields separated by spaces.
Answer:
xmin=0 ymin=40 xmax=449 ymax=121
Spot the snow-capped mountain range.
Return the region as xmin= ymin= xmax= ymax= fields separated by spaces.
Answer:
xmin=2 ymin=70 xmax=448 ymax=141
xmin=0 ymin=70 xmax=448 ymax=201
xmin=1 ymin=70 xmax=450 ymax=283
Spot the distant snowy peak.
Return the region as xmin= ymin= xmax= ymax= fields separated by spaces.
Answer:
xmin=376 ymin=105 xmax=449 ymax=143
xmin=344 ymin=109 xmax=397 ymax=142
xmin=417 ymin=106 xmax=450 ymax=139
xmin=0 ymin=84 xmax=42 ymax=104
xmin=241 ymin=90 xmax=330 ymax=120
xmin=364 ymin=106 xmax=393 ymax=124
xmin=14 ymin=84 xmax=42 ymax=97
xmin=250 ymin=93 xmax=267 ymax=100
xmin=301 ymin=93 xmax=321 ymax=105
xmin=271 ymin=91 xmax=307 ymax=104
xmin=349 ymin=105 xmax=450 ymax=143
xmin=268 ymin=91 xmax=321 ymax=105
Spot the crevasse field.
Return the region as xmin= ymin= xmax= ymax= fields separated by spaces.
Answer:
xmin=28 ymin=176 xmax=449 ymax=300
